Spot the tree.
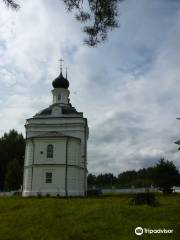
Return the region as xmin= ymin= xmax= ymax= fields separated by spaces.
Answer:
xmin=2 ymin=0 xmax=19 ymax=9
xmin=63 ymin=0 xmax=123 ymax=46
xmin=175 ymin=140 xmax=180 ymax=150
xmin=0 ymin=130 xmax=25 ymax=190
xmin=93 ymin=173 xmax=117 ymax=188
xmin=118 ymin=170 xmax=137 ymax=187
xmin=2 ymin=0 xmax=123 ymax=47
xmin=152 ymin=158 xmax=180 ymax=194
xmin=87 ymin=161 xmax=180 ymax=190
xmin=87 ymin=173 xmax=96 ymax=187
xmin=5 ymin=158 xmax=23 ymax=190
xmin=175 ymin=118 xmax=180 ymax=150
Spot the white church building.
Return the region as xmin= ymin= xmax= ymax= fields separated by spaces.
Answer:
xmin=22 ymin=64 xmax=89 ymax=197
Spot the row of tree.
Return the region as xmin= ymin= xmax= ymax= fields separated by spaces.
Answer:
xmin=88 ymin=159 xmax=180 ymax=194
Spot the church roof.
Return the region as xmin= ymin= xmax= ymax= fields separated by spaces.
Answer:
xmin=61 ymin=105 xmax=79 ymax=115
xmin=34 ymin=104 xmax=83 ymax=117
xmin=38 ymin=107 xmax=52 ymax=115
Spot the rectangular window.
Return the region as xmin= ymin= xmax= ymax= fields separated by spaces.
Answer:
xmin=45 ymin=172 xmax=52 ymax=183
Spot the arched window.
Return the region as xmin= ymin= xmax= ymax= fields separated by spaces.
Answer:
xmin=47 ymin=144 xmax=53 ymax=158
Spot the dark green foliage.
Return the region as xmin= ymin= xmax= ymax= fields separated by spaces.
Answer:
xmin=118 ymin=170 xmax=137 ymax=186
xmin=88 ymin=173 xmax=118 ymax=189
xmin=88 ymin=159 xmax=180 ymax=192
xmin=5 ymin=158 xmax=23 ymax=190
xmin=130 ymin=193 xmax=159 ymax=207
xmin=2 ymin=0 xmax=20 ymax=9
xmin=87 ymin=173 xmax=96 ymax=187
xmin=0 ymin=130 xmax=25 ymax=190
xmin=63 ymin=0 xmax=123 ymax=46
xmin=175 ymin=138 xmax=180 ymax=150
xmin=118 ymin=167 xmax=155 ymax=188
xmin=96 ymin=173 xmax=117 ymax=187
xmin=152 ymin=158 xmax=180 ymax=194
xmin=87 ymin=189 xmax=102 ymax=196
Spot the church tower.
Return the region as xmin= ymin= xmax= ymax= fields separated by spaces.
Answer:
xmin=22 ymin=62 xmax=89 ymax=197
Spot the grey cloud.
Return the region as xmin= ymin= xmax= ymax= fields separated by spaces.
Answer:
xmin=0 ymin=0 xmax=180 ymax=174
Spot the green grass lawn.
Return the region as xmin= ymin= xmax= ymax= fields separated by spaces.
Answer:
xmin=0 ymin=194 xmax=179 ymax=240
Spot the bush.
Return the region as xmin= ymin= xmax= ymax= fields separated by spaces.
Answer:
xmin=87 ymin=189 xmax=102 ymax=197
xmin=56 ymin=194 xmax=61 ymax=198
xmin=37 ymin=192 xmax=42 ymax=198
xmin=160 ymin=187 xmax=173 ymax=195
xmin=130 ymin=193 xmax=159 ymax=207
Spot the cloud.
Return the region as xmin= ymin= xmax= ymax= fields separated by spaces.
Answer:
xmin=0 ymin=0 xmax=180 ymax=174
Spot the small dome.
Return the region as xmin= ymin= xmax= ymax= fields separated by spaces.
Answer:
xmin=52 ymin=72 xmax=69 ymax=89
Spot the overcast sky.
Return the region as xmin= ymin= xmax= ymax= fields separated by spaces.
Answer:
xmin=0 ymin=0 xmax=180 ymax=174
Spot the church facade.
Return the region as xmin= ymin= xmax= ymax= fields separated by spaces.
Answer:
xmin=22 ymin=66 xmax=89 ymax=197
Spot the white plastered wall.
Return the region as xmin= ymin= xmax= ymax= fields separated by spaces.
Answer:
xmin=23 ymin=136 xmax=84 ymax=196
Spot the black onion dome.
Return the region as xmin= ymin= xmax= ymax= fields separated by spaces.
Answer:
xmin=52 ymin=72 xmax=69 ymax=89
